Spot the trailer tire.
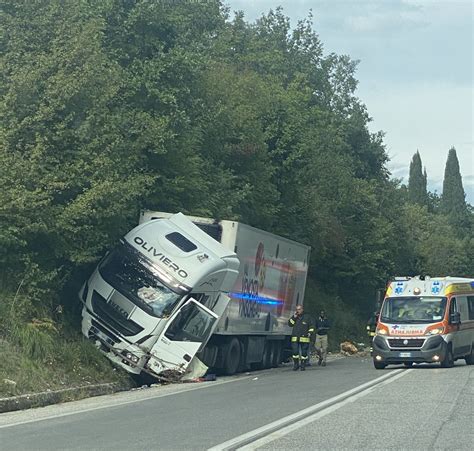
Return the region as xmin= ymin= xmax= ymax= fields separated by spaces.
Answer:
xmin=263 ymin=341 xmax=274 ymax=369
xmin=272 ymin=341 xmax=282 ymax=368
xmin=223 ymin=338 xmax=241 ymax=375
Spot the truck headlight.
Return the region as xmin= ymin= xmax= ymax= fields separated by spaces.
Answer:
xmin=126 ymin=353 xmax=139 ymax=363
xmin=122 ymin=351 xmax=139 ymax=364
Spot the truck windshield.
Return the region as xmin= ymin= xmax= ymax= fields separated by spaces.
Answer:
xmin=380 ymin=297 xmax=447 ymax=324
xmin=98 ymin=242 xmax=188 ymax=318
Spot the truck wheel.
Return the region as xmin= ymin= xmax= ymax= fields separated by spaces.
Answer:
xmin=272 ymin=342 xmax=282 ymax=368
xmin=373 ymin=360 xmax=386 ymax=370
xmin=440 ymin=346 xmax=454 ymax=368
xmin=198 ymin=344 xmax=218 ymax=368
xmin=132 ymin=371 xmax=157 ymax=387
xmin=464 ymin=344 xmax=474 ymax=365
xmin=223 ymin=338 xmax=241 ymax=375
xmin=263 ymin=342 xmax=274 ymax=369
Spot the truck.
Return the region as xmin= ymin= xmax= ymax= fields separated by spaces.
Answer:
xmin=80 ymin=211 xmax=310 ymax=380
xmin=372 ymin=276 xmax=474 ymax=369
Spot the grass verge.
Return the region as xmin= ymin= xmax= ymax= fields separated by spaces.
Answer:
xmin=0 ymin=332 xmax=132 ymax=398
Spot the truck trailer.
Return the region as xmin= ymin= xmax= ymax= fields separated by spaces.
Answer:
xmin=80 ymin=212 xmax=310 ymax=380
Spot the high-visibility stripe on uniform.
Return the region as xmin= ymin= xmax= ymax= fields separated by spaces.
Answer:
xmin=300 ymin=355 xmax=308 ymax=360
xmin=289 ymin=318 xmax=295 ymax=325
xmin=308 ymin=328 xmax=315 ymax=333
xmin=292 ymin=354 xmax=300 ymax=359
xmin=292 ymin=336 xmax=310 ymax=343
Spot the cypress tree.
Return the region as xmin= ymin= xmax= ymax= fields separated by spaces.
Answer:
xmin=408 ymin=151 xmax=428 ymax=206
xmin=440 ymin=147 xmax=467 ymax=219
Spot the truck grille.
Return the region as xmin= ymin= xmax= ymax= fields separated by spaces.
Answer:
xmin=90 ymin=319 xmax=119 ymax=345
xmin=91 ymin=291 xmax=144 ymax=337
xmin=388 ymin=338 xmax=425 ymax=348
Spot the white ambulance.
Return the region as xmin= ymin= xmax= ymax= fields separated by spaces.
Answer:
xmin=372 ymin=276 xmax=474 ymax=369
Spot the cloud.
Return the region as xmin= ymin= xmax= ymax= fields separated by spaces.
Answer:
xmin=340 ymin=1 xmax=428 ymax=33
xmin=464 ymin=175 xmax=474 ymax=190
xmin=386 ymin=161 xmax=409 ymax=181
xmin=360 ymin=80 xmax=472 ymax=176
xmin=225 ymin=0 xmax=474 ymax=203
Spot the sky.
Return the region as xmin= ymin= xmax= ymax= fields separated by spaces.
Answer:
xmin=224 ymin=0 xmax=474 ymax=204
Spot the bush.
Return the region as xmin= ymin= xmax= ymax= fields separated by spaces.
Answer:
xmin=303 ymin=280 xmax=367 ymax=351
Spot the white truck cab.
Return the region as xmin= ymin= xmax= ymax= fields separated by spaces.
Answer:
xmin=80 ymin=213 xmax=239 ymax=378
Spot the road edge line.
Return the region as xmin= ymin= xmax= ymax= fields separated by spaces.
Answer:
xmin=208 ymin=369 xmax=409 ymax=451
xmin=238 ymin=369 xmax=412 ymax=450
xmin=0 ymin=375 xmax=252 ymax=429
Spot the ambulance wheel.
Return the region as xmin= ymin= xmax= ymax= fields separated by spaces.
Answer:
xmin=464 ymin=344 xmax=474 ymax=365
xmin=440 ymin=346 xmax=454 ymax=368
xmin=373 ymin=360 xmax=386 ymax=370
xmin=223 ymin=338 xmax=241 ymax=375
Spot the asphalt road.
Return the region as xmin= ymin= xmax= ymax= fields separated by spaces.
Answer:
xmin=254 ymin=361 xmax=473 ymax=450
xmin=1 ymin=356 xmax=472 ymax=450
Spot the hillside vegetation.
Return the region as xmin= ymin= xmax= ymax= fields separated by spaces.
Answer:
xmin=1 ymin=1 xmax=472 ymax=396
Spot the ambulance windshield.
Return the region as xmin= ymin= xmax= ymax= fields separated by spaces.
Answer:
xmin=380 ymin=297 xmax=447 ymax=323
xmin=99 ymin=242 xmax=189 ymax=318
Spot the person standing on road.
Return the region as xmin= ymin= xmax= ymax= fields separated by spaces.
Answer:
xmin=288 ymin=304 xmax=315 ymax=371
xmin=366 ymin=311 xmax=379 ymax=352
xmin=366 ymin=311 xmax=378 ymax=338
xmin=315 ymin=310 xmax=331 ymax=366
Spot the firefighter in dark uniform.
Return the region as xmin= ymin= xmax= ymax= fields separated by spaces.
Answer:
xmin=366 ymin=311 xmax=379 ymax=352
xmin=288 ymin=304 xmax=315 ymax=371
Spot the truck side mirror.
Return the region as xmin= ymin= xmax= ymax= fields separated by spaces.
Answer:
xmin=449 ymin=311 xmax=461 ymax=325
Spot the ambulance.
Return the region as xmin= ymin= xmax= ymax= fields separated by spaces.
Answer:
xmin=372 ymin=276 xmax=474 ymax=369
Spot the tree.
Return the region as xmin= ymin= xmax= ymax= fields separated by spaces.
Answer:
xmin=400 ymin=204 xmax=473 ymax=277
xmin=0 ymin=0 xmax=223 ymax=316
xmin=408 ymin=151 xmax=428 ymax=206
xmin=7 ymin=1 xmax=464 ymax=326
xmin=440 ymin=147 xmax=468 ymax=227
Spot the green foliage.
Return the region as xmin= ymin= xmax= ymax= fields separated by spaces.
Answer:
xmin=0 ymin=1 xmax=472 ymax=372
xmin=408 ymin=151 xmax=428 ymax=206
xmin=397 ymin=204 xmax=472 ymax=277
xmin=440 ymin=147 xmax=469 ymax=229
xmin=303 ymin=280 xmax=366 ymax=350
xmin=10 ymin=322 xmax=56 ymax=360
xmin=0 ymin=336 xmax=130 ymax=397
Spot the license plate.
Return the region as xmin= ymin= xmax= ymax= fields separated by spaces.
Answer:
xmin=93 ymin=329 xmax=113 ymax=347
xmin=399 ymin=352 xmax=412 ymax=358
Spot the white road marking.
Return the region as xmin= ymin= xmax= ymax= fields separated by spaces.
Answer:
xmin=208 ymin=369 xmax=412 ymax=451
xmin=0 ymin=375 xmax=252 ymax=429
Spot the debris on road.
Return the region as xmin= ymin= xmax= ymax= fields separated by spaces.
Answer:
xmin=340 ymin=341 xmax=358 ymax=355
